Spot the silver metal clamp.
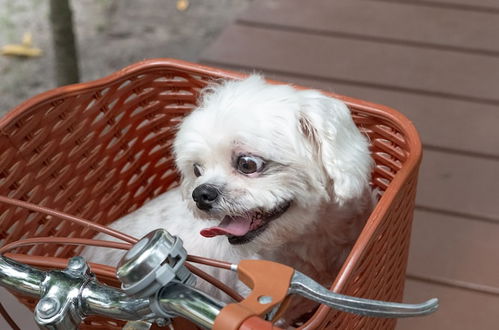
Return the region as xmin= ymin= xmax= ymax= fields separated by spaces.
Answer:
xmin=34 ymin=256 xmax=93 ymax=330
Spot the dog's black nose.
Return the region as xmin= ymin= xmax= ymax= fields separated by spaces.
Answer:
xmin=192 ymin=184 xmax=219 ymax=210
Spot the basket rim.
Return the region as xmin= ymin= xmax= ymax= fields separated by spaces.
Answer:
xmin=0 ymin=58 xmax=422 ymax=328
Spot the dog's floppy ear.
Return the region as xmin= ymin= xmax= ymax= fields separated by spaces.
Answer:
xmin=298 ymin=92 xmax=373 ymax=205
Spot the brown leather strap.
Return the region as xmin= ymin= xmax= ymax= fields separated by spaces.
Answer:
xmin=239 ymin=316 xmax=283 ymax=330
xmin=213 ymin=304 xmax=255 ymax=330
xmin=213 ymin=260 xmax=294 ymax=330
xmin=237 ymin=260 xmax=294 ymax=315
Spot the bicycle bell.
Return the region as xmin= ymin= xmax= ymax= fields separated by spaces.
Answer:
xmin=117 ymin=229 xmax=195 ymax=298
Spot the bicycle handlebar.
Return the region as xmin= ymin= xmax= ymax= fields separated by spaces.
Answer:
xmin=0 ymin=254 xmax=45 ymax=297
xmin=80 ymin=281 xmax=153 ymax=321
xmin=0 ymin=255 xmax=225 ymax=329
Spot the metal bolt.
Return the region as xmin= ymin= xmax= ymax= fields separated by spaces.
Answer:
xmin=37 ymin=297 xmax=59 ymax=318
xmin=155 ymin=318 xmax=171 ymax=327
xmin=258 ymin=295 xmax=273 ymax=304
xmin=67 ymin=256 xmax=87 ymax=273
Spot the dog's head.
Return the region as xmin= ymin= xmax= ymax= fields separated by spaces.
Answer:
xmin=173 ymin=76 xmax=373 ymax=247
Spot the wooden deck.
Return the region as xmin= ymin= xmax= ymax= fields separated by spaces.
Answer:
xmin=200 ymin=1 xmax=499 ymax=329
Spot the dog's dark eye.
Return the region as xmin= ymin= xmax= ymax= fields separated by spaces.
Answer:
xmin=193 ymin=164 xmax=202 ymax=177
xmin=236 ymin=155 xmax=264 ymax=174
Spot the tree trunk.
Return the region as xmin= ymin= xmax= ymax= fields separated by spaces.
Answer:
xmin=49 ymin=0 xmax=80 ymax=86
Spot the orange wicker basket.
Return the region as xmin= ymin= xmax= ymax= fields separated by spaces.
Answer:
xmin=0 ymin=59 xmax=421 ymax=329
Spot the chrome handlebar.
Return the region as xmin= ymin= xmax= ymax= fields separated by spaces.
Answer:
xmin=0 ymin=255 xmax=224 ymax=329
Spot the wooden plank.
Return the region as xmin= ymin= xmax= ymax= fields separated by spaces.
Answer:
xmin=204 ymin=67 xmax=499 ymax=158
xmin=201 ymin=24 xmax=499 ymax=103
xmin=240 ymin=0 xmax=499 ymax=54
xmin=416 ymin=149 xmax=499 ymax=221
xmin=321 ymin=84 xmax=499 ymax=159
xmin=408 ymin=210 xmax=499 ymax=290
xmin=399 ymin=279 xmax=499 ymax=329
xmin=401 ymin=0 xmax=499 ymax=11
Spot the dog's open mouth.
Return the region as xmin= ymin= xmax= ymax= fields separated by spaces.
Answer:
xmin=200 ymin=201 xmax=291 ymax=244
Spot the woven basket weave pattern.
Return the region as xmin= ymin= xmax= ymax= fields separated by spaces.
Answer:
xmin=0 ymin=59 xmax=421 ymax=330
xmin=0 ymin=71 xmax=210 ymax=256
xmin=324 ymin=174 xmax=417 ymax=329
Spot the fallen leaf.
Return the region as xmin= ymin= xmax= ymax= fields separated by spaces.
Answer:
xmin=1 ymin=32 xmax=42 ymax=57
xmin=176 ymin=0 xmax=189 ymax=12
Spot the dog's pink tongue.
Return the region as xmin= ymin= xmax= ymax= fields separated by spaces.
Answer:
xmin=200 ymin=215 xmax=251 ymax=238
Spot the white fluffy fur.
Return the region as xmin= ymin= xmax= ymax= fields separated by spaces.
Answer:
xmin=82 ymin=76 xmax=375 ymax=315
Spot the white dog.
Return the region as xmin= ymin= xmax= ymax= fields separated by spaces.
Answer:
xmin=83 ymin=75 xmax=374 ymax=319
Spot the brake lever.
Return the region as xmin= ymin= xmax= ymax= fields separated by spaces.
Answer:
xmin=215 ymin=260 xmax=438 ymax=330
xmin=289 ymin=271 xmax=439 ymax=318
